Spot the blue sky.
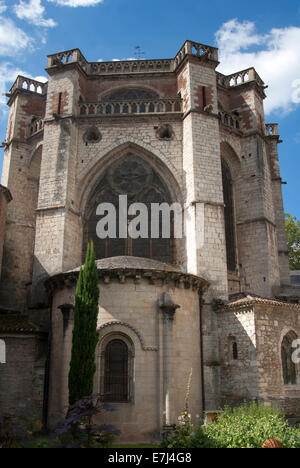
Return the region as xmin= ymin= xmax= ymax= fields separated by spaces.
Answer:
xmin=0 ymin=0 xmax=299 ymax=218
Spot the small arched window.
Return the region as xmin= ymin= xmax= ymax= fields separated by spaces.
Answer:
xmin=281 ymin=332 xmax=297 ymax=385
xmin=221 ymin=158 xmax=236 ymax=271
xmin=0 ymin=339 xmax=6 ymax=363
xmin=103 ymin=339 xmax=130 ymax=402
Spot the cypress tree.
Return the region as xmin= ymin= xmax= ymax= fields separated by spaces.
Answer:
xmin=68 ymin=241 xmax=99 ymax=405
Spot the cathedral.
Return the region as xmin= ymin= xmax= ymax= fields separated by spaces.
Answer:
xmin=0 ymin=40 xmax=299 ymax=442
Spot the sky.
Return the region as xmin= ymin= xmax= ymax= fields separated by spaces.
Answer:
xmin=0 ymin=0 xmax=299 ymax=218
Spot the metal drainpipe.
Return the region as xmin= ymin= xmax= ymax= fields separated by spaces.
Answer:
xmin=198 ymin=289 xmax=205 ymax=419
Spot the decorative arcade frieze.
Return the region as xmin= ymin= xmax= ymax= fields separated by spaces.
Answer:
xmin=79 ymin=97 xmax=182 ymax=116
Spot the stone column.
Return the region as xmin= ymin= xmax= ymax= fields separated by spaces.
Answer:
xmin=159 ymin=293 xmax=180 ymax=433
xmin=58 ymin=303 xmax=74 ymax=412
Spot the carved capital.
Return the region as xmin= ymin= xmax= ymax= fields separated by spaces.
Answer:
xmin=159 ymin=292 xmax=180 ymax=321
xmin=58 ymin=303 xmax=75 ymax=336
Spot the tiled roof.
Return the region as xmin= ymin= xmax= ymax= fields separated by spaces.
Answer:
xmin=217 ymin=293 xmax=300 ymax=311
xmin=0 ymin=315 xmax=45 ymax=334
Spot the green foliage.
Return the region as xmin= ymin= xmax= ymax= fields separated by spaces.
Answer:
xmin=161 ymin=402 xmax=300 ymax=449
xmin=0 ymin=413 xmax=45 ymax=448
xmin=68 ymin=242 xmax=100 ymax=405
xmin=285 ymin=213 xmax=300 ymax=270
xmin=201 ymin=403 xmax=300 ymax=448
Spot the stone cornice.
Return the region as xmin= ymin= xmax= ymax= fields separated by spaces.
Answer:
xmin=45 ymin=257 xmax=209 ymax=293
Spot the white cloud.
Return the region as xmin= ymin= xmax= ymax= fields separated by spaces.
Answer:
xmin=34 ymin=75 xmax=48 ymax=83
xmin=215 ymin=19 xmax=300 ymax=115
xmin=112 ymin=57 xmax=137 ymax=61
xmin=47 ymin=0 xmax=104 ymax=6
xmin=0 ymin=16 xmax=32 ymax=56
xmin=14 ymin=0 xmax=56 ymax=27
xmin=0 ymin=63 xmax=26 ymax=112
xmin=0 ymin=65 xmax=47 ymax=115
xmin=0 ymin=1 xmax=7 ymax=14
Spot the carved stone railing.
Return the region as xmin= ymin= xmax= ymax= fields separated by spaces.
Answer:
xmin=79 ymin=97 xmax=182 ymax=116
xmin=10 ymin=76 xmax=47 ymax=95
xmin=29 ymin=118 xmax=44 ymax=137
xmin=47 ymin=48 xmax=88 ymax=71
xmin=265 ymin=123 xmax=279 ymax=136
xmin=216 ymin=68 xmax=265 ymax=88
xmin=218 ymin=110 xmax=241 ymax=131
xmin=89 ymin=59 xmax=173 ymax=75
xmin=174 ymin=40 xmax=218 ymax=68
xmin=46 ymin=40 xmax=218 ymax=76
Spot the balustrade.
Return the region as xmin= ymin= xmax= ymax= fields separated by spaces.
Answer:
xmin=218 ymin=111 xmax=241 ymax=130
xmin=47 ymin=41 xmax=218 ymax=76
xmin=79 ymin=98 xmax=182 ymax=116
xmin=10 ymin=76 xmax=47 ymax=95
xmin=29 ymin=118 xmax=44 ymax=137
xmin=217 ymin=68 xmax=264 ymax=89
xmin=265 ymin=123 xmax=279 ymax=136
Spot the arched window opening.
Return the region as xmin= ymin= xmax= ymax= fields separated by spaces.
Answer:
xmin=221 ymin=158 xmax=236 ymax=271
xmin=83 ymin=153 xmax=175 ymax=264
xmin=281 ymin=332 xmax=297 ymax=385
xmin=0 ymin=339 xmax=6 ymax=363
xmin=103 ymin=339 xmax=129 ymax=402
xmin=232 ymin=341 xmax=238 ymax=360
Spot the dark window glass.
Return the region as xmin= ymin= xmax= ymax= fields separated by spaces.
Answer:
xmin=281 ymin=334 xmax=297 ymax=385
xmin=221 ymin=159 xmax=236 ymax=271
xmin=83 ymin=153 xmax=174 ymax=263
xmin=104 ymin=340 xmax=129 ymax=401
xmin=232 ymin=342 xmax=238 ymax=360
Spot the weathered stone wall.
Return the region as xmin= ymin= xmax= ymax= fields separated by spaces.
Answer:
xmin=0 ymin=140 xmax=42 ymax=310
xmin=217 ymin=307 xmax=259 ymax=406
xmin=254 ymin=305 xmax=300 ymax=414
xmin=0 ymin=84 xmax=44 ymax=311
xmin=0 ymin=334 xmax=47 ymax=419
xmin=218 ymin=303 xmax=300 ymax=415
xmin=0 ymin=188 xmax=11 ymax=278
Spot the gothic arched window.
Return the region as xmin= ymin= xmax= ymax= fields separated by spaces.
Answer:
xmin=83 ymin=153 xmax=175 ymax=263
xmin=221 ymin=158 xmax=236 ymax=271
xmin=103 ymin=339 xmax=130 ymax=402
xmin=281 ymin=332 xmax=297 ymax=385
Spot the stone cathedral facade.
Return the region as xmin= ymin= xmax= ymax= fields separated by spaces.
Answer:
xmin=0 ymin=40 xmax=299 ymax=441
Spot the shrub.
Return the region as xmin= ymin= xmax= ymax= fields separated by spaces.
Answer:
xmin=200 ymin=402 xmax=300 ymax=448
xmin=0 ymin=413 xmax=43 ymax=448
xmin=53 ymin=394 xmax=120 ymax=448
xmin=161 ymin=402 xmax=300 ymax=449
